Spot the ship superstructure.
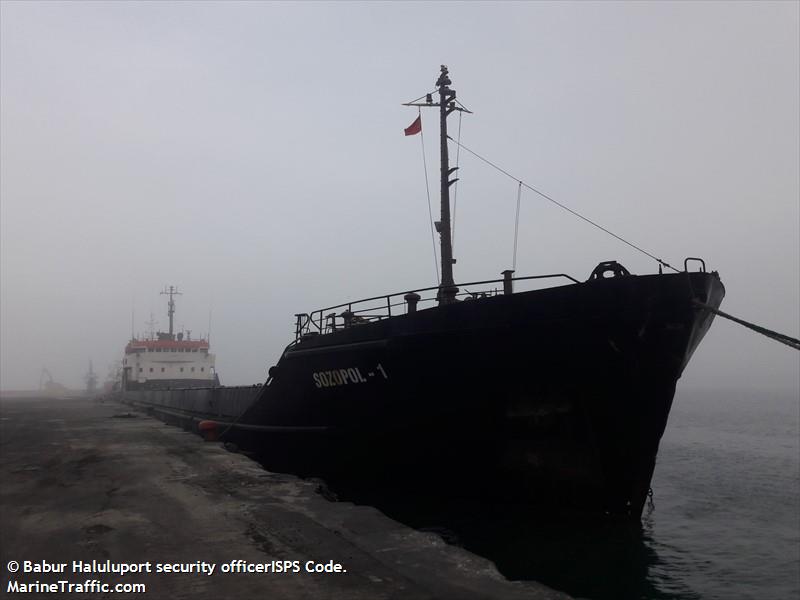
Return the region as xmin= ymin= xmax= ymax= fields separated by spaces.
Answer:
xmin=122 ymin=286 xmax=216 ymax=390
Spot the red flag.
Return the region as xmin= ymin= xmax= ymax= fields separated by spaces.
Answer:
xmin=404 ymin=115 xmax=422 ymax=136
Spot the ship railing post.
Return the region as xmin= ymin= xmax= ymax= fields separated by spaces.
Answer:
xmin=294 ymin=313 xmax=307 ymax=339
xmin=502 ymin=270 xmax=515 ymax=295
xmin=387 ymin=295 xmax=392 ymax=318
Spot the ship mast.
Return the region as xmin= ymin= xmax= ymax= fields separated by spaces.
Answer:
xmin=436 ymin=66 xmax=458 ymax=304
xmin=160 ymin=285 xmax=182 ymax=338
xmin=405 ymin=65 xmax=470 ymax=305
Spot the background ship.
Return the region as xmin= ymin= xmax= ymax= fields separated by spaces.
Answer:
xmin=122 ymin=66 xmax=724 ymax=519
xmin=122 ymin=286 xmax=218 ymax=391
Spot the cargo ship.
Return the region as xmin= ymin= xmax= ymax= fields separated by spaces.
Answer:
xmin=122 ymin=66 xmax=725 ymax=519
xmin=122 ymin=286 xmax=218 ymax=391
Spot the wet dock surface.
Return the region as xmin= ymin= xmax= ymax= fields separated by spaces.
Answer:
xmin=0 ymin=396 xmax=568 ymax=599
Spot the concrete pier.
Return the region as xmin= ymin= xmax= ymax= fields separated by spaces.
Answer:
xmin=0 ymin=396 xmax=569 ymax=599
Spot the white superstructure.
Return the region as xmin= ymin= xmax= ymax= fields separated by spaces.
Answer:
xmin=123 ymin=334 xmax=216 ymax=386
xmin=122 ymin=286 xmax=217 ymax=389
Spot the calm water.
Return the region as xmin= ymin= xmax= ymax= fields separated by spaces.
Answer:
xmin=326 ymin=388 xmax=800 ymax=600
xmin=641 ymin=388 xmax=799 ymax=600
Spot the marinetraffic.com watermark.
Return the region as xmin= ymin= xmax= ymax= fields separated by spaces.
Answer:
xmin=5 ymin=559 xmax=348 ymax=594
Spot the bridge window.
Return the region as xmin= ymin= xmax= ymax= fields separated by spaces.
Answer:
xmin=201 ymin=367 xmax=205 ymax=372
xmin=161 ymin=367 xmax=165 ymax=372
xmin=139 ymin=367 xmax=143 ymax=373
xmin=180 ymin=367 xmax=184 ymax=372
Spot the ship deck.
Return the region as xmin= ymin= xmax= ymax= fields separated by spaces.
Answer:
xmin=0 ymin=395 xmax=568 ymax=599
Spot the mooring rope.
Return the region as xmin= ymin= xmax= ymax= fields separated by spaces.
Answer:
xmin=418 ymin=109 xmax=440 ymax=285
xmin=447 ymin=136 xmax=679 ymax=273
xmin=694 ymin=301 xmax=800 ymax=351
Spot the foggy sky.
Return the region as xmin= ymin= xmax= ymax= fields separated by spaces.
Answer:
xmin=1 ymin=1 xmax=798 ymax=393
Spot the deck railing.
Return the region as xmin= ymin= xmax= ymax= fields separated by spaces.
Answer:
xmin=294 ymin=273 xmax=579 ymax=341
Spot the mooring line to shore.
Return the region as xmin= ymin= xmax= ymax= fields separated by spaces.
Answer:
xmin=694 ymin=301 xmax=800 ymax=351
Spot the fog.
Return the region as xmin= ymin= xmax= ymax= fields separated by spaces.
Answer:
xmin=1 ymin=1 xmax=798 ymax=393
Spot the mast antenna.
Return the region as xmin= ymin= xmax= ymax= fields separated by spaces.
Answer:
xmin=160 ymin=285 xmax=182 ymax=338
xmin=403 ymin=65 xmax=472 ymax=305
xmin=145 ymin=312 xmax=158 ymax=340
xmin=131 ymin=292 xmax=136 ymax=341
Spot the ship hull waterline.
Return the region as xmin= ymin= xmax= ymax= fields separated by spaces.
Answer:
xmin=122 ymin=270 xmax=724 ymax=519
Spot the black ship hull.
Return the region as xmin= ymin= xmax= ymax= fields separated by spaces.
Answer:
xmin=123 ymin=269 xmax=724 ymax=519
